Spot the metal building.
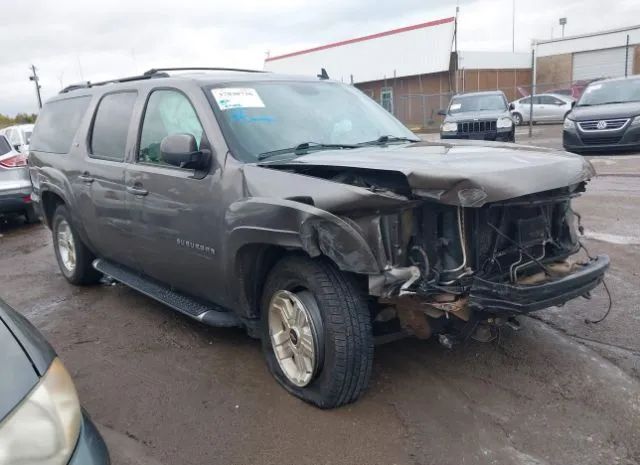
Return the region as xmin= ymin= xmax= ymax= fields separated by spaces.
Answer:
xmin=264 ymin=17 xmax=531 ymax=130
xmin=535 ymin=24 xmax=640 ymax=88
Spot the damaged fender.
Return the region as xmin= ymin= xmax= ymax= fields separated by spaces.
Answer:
xmin=225 ymin=197 xmax=380 ymax=275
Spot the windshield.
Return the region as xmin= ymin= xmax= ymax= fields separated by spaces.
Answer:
xmin=208 ymin=81 xmax=416 ymax=162
xmin=578 ymin=78 xmax=640 ymax=106
xmin=448 ymin=94 xmax=507 ymax=114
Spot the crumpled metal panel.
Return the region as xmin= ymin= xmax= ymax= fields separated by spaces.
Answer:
xmin=259 ymin=141 xmax=595 ymax=207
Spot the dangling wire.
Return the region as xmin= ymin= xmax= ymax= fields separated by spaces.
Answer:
xmin=585 ymin=279 xmax=613 ymax=325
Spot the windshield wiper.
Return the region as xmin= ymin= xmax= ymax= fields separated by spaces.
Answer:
xmin=257 ymin=142 xmax=358 ymax=161
xmin=357 ymin=135 xmax=420 ymax=146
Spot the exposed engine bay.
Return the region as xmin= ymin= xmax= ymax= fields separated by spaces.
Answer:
xmin=249 ymin=143 xmax=609 ymax=346
xmin=260 ymin=164 xmax=609 ymax=345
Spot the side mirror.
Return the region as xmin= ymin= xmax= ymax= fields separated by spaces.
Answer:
xmin=508 ymin=103 xmax=515 ymax=111
xmin=160 ymin=134 xmax=206 ymax=169
xmin=13 ymin=144 xmax=20 ymax=152
xmin=571 ymin=101 xmax=576 ymax=108
xmin=437 ymin=109 xmax=447 ymax=116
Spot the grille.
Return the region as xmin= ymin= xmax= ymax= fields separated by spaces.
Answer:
xmin=578 ymin=118 xmax=629 ymax=131
xmin=581 ymin=135 xmax=623 ymax=145
xmin=457 ymin=120 xmax=497 ymax=134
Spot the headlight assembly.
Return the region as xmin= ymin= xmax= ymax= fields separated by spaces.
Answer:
xmin=631 ymin=116 xmax=640 ymax=127
xmin=497 ymin=117 xmax=513 ymax=129
xmin=0 ymin=358 xmax=82 ymax=465
xmin=563 ymin=118 xmax=576 ymax=130
xmin=441 ymin=122 xmax=458 ymax=133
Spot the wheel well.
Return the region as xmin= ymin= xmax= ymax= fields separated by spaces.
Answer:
xmin=234 ymin=244 xmax=370 ymax=320
xmin=235 ymin=244 xmax=288 ymax=319
xmin=41 ymin=191 xmax=65 ymax=228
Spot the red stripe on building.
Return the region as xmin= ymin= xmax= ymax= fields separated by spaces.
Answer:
xmin=265 ymin=17 xmax=455 ymax=62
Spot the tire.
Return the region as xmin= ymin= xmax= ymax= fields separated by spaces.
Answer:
xmin=24 ymin=205 xmax=40 ymax=224
xmin=260 ymin=255 xmax=374 ymax=409
xmin=512 ymin=112 xmax=523 ymax=126
xmin=52 ymin=204 xmax=102 ymax=285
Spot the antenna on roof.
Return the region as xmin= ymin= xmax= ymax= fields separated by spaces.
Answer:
xmin=317 ymin=68 xmax=330 ymax=80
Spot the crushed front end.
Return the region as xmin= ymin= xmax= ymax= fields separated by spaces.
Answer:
xmin=353 ymin=182 xmax=609 ymax=344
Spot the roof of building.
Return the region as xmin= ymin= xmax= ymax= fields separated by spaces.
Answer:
xmin=535 ymin=24 xmax=640 ymax=57
xmin=264 ymin=17 xmax=456 ymax=83
xmin=265 ymin=17 xmax=455 ymax=63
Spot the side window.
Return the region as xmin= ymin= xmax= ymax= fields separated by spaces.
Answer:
xmin=138 ymin=90 xmax=203 ymax=166
xmin=520 ymin=97 xmax=531 ymax=105
xmin=540 ymin=95 xmax=559 ymax=105
xmin=30 ymin=96 xmax=91 ymax=154
xmin=0 ymin=135 xmax=11 ymax=155
xmin=90 ymin=92 xmax=137 ymax=161
xmin=531 ymin=96 xmax=542 ymax=105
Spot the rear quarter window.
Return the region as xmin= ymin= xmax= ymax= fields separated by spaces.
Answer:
xmin=90 ymin=92 xmax=137 ymax=162
xmin=30 ymin=96 xmax=91 ymax=154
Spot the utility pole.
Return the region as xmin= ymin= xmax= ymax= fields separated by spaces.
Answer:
xmin=512 ymin=0 xmax=515 ymax=52
xmin=559 ymin=17 xmax=567 ymax=38
xmin=29 ymin=64 xmax=42 ymax=109
xmin=625 ymin=34 xmax=630 ymax=77
xmin=454 ymin=5 xmax=460 ymax=93
xmin=529 ymin=44 xmax=536 ymax=138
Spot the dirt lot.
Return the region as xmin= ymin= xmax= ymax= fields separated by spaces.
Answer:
xmin=1 ymin=126 xmax=639 ymax=465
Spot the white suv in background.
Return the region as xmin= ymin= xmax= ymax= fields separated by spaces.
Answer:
xmin=1 ymin=124 xmax=35 ymax=153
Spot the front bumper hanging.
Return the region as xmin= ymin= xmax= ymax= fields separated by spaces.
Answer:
xmin=469 ymin=255 xmax=610 ymax=314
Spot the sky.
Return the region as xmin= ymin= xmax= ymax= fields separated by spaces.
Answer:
xmin=1 ymin=0 xmax=638 ymax=115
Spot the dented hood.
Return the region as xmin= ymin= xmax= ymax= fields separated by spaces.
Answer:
xmin=262 ymin=140 xmax=595 ymax=206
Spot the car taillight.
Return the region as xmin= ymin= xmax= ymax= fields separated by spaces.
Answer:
xmin=0 ymin=153 xmax=28 ymax=168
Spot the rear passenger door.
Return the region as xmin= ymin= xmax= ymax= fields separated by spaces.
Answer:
xmin=125 ymin=88 xmax=217 ymax=299
xmin=75 ymin=91 xmax=139 ymax=269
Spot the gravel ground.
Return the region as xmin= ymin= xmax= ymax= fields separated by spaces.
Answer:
xmin=1 ymin=128 xmax=638 ymax=465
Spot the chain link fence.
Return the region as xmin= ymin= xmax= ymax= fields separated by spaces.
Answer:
xmin=391 ymin=79 xmax=600 ymax=132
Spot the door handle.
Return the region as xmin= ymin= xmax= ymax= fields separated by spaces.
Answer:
xmin=79 ymin=173 xmax=94 ymax=184
xmin=127 ymin=185 xmax=149 ymax=196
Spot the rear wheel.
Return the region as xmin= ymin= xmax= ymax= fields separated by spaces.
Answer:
xmin=24 ymin=205 xmax=40 ymax=224
xmin=52 ymin=205 xmax=102 ymax=285
xmin=261 ymin=255 xmax=373 ymax=409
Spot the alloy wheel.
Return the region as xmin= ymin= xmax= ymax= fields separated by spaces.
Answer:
xmin=56 ymin=219 xmax=77 ymax=273
xmin=268 ymin=289 xmax=319 ymax=387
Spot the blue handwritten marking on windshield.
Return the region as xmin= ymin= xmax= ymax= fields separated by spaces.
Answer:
xmin=229 ymin=108 xmax=275 ymax=123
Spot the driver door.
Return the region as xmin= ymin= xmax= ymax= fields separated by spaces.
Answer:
xmin=125 ymin=88 xmax=221 ymax=301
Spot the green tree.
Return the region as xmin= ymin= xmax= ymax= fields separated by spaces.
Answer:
xmin=0 ymin=112 xmax=38 ymax=128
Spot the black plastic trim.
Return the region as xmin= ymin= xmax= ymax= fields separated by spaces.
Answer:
xmin=93 ymin=259 xmax=242 ymax=327
xmin=469 ymin=255 xmax=609 ymax=314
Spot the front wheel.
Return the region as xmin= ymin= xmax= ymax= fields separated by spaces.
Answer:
xmin=512 ymin=112 xmax=523 ymax=126
xmin=261 ymin=255 xmax=373 ymax=409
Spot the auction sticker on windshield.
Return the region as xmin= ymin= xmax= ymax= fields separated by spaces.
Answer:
xmin=212 ymin=88 xmax=265 ymax=110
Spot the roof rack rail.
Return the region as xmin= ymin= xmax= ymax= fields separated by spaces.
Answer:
xmin=58 ymin=71 xmax=170 ymax=94
xmin=143 ymin=67 xmax=267 ymax=75
xmin=58 ymin=67 xmax=266 ymax=94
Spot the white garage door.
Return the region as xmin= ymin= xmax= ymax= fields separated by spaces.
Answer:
xmin=572 ymin=47 xmax=634 ymax=81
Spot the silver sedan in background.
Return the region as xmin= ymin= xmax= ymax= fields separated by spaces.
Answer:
xmin=0 ymin=135 xmax=38 ymax=223
xmin=510 ymin=93 xmax=575 ymax=126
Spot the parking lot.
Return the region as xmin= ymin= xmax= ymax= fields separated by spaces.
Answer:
xmin=1 ymin=125 xmax=639 ymax=465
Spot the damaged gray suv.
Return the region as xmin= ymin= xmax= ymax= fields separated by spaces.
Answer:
xmin=28 ymin=68 xmax=609 ymax=408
